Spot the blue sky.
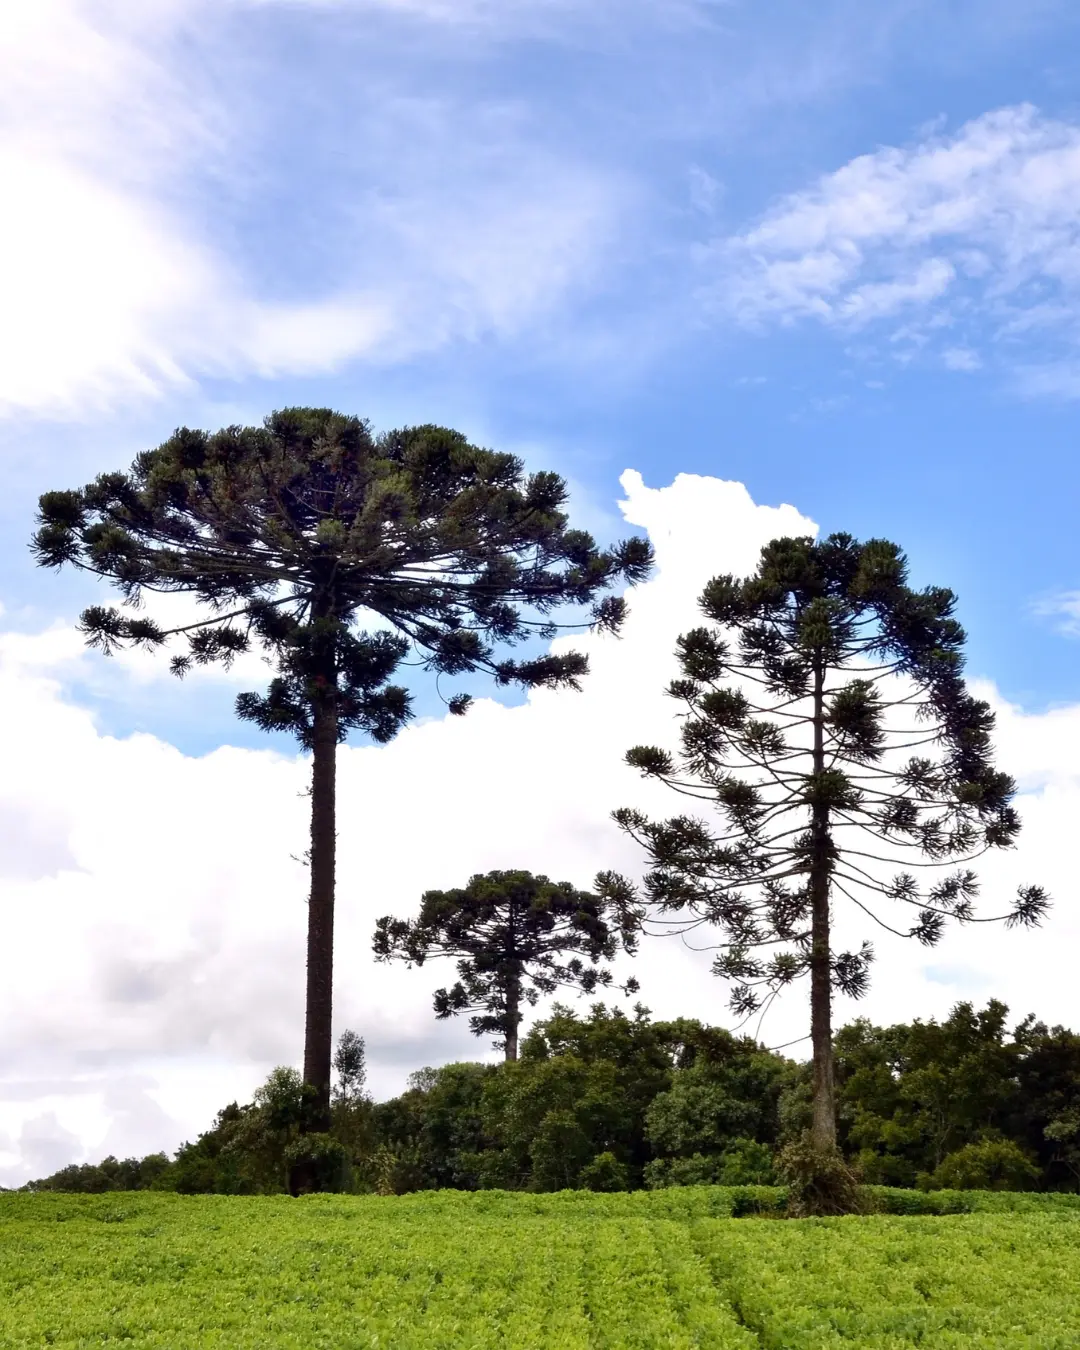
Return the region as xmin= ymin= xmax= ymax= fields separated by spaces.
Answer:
xmin=6 ymin=0 xmax=1080 ymax=1179
xmin=6 ymin=0 xmax=1080 ymax=742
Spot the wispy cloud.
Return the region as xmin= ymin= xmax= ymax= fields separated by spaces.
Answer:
xmin=0 ymin=0 xmax=629 ymax=419
xmin=246 ymin=0 xmax=719 ymax=36
xmin=943 ymin=346 xmax=982 ymax=371
xmin=703 ymin=104 xmax=1080 ymax=384
xmin=1033 ymin=590 xmax=1080 ymax=637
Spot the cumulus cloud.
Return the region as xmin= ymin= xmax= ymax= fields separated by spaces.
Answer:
xmin=0 ymin=0 xmax=626 ymax=418
xmin=0 ymin=469 xmax=1075 ymax=1185
xmin=705 ymin=104 xmax=1080 ymax=383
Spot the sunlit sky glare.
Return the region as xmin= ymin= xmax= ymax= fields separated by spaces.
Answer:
xmin=3 ymin=0 xmax=1080 ymax=1182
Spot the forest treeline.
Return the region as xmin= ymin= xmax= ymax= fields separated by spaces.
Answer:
xmin=22 ymin=998 xmax=1080 ymax=1196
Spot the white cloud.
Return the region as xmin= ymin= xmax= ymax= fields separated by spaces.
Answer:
xmin=707 ymin=104 xmax=1080 ymax=381
xmin=943 ymin=345 xmax=982 ymax=371
xmin=247 ymin=0 xmax=711 ymax=32
xmin=1033 ymin=589 xmax=1080 ymax=637
xmin=0 ymin=0 xmax=627 ymax=418
xmin=0 ymin=468 xmax=1074 ymax=1184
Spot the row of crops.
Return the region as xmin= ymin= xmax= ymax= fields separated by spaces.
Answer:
xmin=4 ymin=1189 xmax=1079 ymax=1347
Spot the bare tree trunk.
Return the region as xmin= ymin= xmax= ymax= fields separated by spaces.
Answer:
xmin=303 ymin=695 xmax=338 ymax=1131
xmin=809 ymin=657 xmax=836 ymax=1150
xmin=504 ymin=974 xmax=521 ymax=1063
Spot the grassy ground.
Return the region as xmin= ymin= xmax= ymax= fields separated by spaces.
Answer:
xmin=3 ymin=1188 xmax=1079 ymax=1347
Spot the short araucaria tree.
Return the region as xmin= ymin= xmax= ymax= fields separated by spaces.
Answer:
xmin=602 ymin=533 xmax=1047 ymax=1154
xmin=373 ymin=869 xmax=641 ymax=1060
xmin=32 ymin=409 xmax=653 ymax=1151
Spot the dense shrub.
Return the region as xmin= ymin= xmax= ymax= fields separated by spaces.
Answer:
xmin=924 ymin=1138 xmax=1041 ymax=1192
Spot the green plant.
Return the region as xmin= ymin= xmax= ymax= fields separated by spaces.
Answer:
xmin=776 ymin=1132 xmax=872 ymax=1216
xmin=282 ymin=1133 xmax=349 ymax=1194
xmin=5 ymin=1191 xmax=1080 ymax=1347
xmin=924 ymin=1137 xmax=1041 ymax=1192
xmin=579 ymin=1151 xmax=629 ymax=1192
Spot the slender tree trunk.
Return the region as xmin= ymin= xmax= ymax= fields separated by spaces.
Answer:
xmin=505 ymin=974 xmax=521 ymax=1063
xmin=809 ymin=657 xmax=837 ymax=1150
xmin=303 ymin=694 xmax=338 ymax=1131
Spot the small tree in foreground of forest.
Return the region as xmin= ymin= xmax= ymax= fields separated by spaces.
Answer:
xmin=603 ymin=533 xmax=1048 ymax=1188
xmin=33 ymin=410 xmax=651 ymax=1188
xmin=374 ymin=870 xmax=641 ymax=1060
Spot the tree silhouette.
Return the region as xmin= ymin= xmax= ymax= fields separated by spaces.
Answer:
xmin=602 ymin=533 xmax=1047 ymax=1151
xmin=373 ymin=869 xmax=640 ymax=1060
xmin=33 ymin=409 xmax=652 ymax=1151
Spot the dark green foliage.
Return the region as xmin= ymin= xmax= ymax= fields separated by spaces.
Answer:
xmin=159 ymin=1105 xmax=262 ymax=1195
xmin=32 ymin=410 xmax=651 ymax=711
xmin=837 ymin=999 xmax=1080 ymax=1191
xmin=644 ymin=1140 xmax=776 ymax=1189
xmin=608 ymin=532 xmax=1047 ymax=1164
xmin=1011 ymin=1024 xmax=1080 ymax=1190
xmin=372 ymin=1062 xmax=494 ymax=1193
xmin=371 ymin=1004 xmax=792 ymax=1193
xmin=644 ymin=1042 xmax=791 ymax=1157
xmin=22 ymin=1153 xmax=169 ymax=1194
xmin=927 ymin=1138 xmax=1040 ymax=1191
xmin=481 ymin=1003 xmax=684 ymax=1188
xmin=283 ymin=1132 xmax=349 ymax=1194
xmin=578 ymin=1151 xmax=630 ymax=1192
xmin=26 ymin=1001 xmax=1080 ymax=1198
xmin=374 ymin=871 xmax=641 ymax=1059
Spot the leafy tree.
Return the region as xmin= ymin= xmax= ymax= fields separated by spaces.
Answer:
xmin=643 ymin=1048 xmax=790 ymax=1160
xmin=373 ymin=870 xmax=641 ymax=1060
xmin=161 ymin=1069 xmax=309 ymax=1195
xmin=159 ymin=1103 xmax=262 ymax=1195
xmin=643 ymin=1139 xmax=776 ymax=1189
xmin=578 ymin=1150 xmax=630 ymax=1192
xmin=927 ymin=1138 xmax=1040 ymax=1192
xmin=605 ymin=534 xmax=1047 ymax=1158
xmin=33 ymin=410 xmax=652 ymax=1154
xmin=332 ymin=1029 xmax=368 ymax=1104
xmin=1015 ymin=1025 xmax=1080 ymax=1189
xmin=373 ymin=1061 xmax=494 ymax=1192
xmin=837 ymin=1000 xmax=1080 ymax=1192
xmin=469 ymin=1003 xmax=788 ymax=1191
xmin=329 ymin=1028 xmax=375 ymax=1170
xmin=837 ymin=1000 xmax=1025 ymax=1184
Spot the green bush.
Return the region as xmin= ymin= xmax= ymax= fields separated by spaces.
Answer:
xmin=283 ymin=1133 xmax=349 ymax=1194
xmin=923 ymin=1138 xmax=1041 ymax=1192
xmin=776 ymin=1133 xmax=873 ymax=1216
xmin=644 ymin=1138 xmax=776 ymax=1190
xmin=579 ymin=1151 xmax=630 ymax=1192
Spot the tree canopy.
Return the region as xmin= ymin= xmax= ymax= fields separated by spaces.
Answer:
xmin=33 ymin=410 xmax=651 ymax=696
xmin=374 ymin=870 xmax=641 ymax=1060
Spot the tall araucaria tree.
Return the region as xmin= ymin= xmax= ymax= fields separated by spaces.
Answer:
xmin=32 ymin=409 xmax=653 ymax=1140
xmin=373 ymin=869 xmax=640 ymax=1061
xmin=600 ymin=533 xmax=1047 ymax=1154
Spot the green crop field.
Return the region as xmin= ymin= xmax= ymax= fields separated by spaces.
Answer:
xmin=3 ymin=1189 xmax=1080 ymax=1348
